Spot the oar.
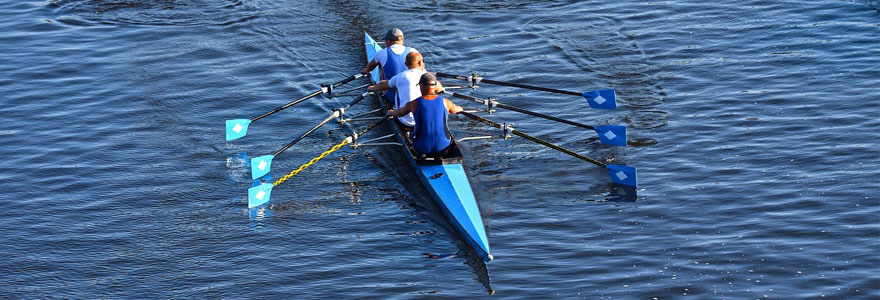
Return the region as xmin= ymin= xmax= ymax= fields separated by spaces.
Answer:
xmin=250 ymin=91 xmax=372 ymax=179
xmin=435 ymin=72 xmax=617 ymax=109
xmin=225 ymin=73 xmax=365 ymax=141
xmin=445 ymin=92 xmax=627 ymax=146
xmin=458 ymin=111 xmax=637 ymax=186
xmin=248 ymin=116 xmax=389 ymax=208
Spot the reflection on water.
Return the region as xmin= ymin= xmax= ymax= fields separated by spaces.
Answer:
xmin=249 ymin=206 xmax=273 ymax=224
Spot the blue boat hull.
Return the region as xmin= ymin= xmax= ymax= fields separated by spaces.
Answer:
xmin=364 ymin=32 xmax=492 ymax=262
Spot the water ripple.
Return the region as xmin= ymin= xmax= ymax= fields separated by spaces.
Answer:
xmin=48 ymin=0 xmax=258 ymax=27
xmin=0 ymin=0 xmax=877 ymax=298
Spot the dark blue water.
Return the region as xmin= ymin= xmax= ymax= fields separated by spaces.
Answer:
xmin=1 ymin=0 xmax=878 ymax=298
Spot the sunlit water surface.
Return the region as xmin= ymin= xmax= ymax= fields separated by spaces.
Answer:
xmin=1 ymin=0 xmax=878 ymax=298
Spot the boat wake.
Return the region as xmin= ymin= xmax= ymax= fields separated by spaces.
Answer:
xmin=47 ymin=0 xmax=257 ymax=27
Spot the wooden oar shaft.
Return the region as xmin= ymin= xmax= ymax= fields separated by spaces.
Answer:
xmin=459 ymin=111 xmax=606 ymax=168
xmin=447 ymin=92 xmax=595 ymax=130
xmin=436 ymin=72 xmax=581 ymax=96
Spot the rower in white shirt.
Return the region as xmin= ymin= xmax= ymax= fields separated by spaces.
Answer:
xmin=368 ymin=52 xmax=442 ymax=129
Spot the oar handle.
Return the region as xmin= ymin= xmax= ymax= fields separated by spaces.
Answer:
xmin=329 ymin=73 xmax=365 ymax=89
xmin=458 ymin=111 xmax=606 ymax=168
xmin=436 ymin=72 xmax=581 ymax=96
xmin=446 ymin=92 xmax=595 ymax=130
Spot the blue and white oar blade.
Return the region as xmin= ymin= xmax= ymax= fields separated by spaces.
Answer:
xmin=606 ymin=164 xmax=637 ymax=187
xmin=583 ymin=89 xmax=617 ymax=109
xmin=226 ymin=119 xmax=251 ymax=141
xmin=250 ymin=155 xmax=274 ymax=179
xmin=595 ymin=125 xmax=627 ymax=146
xmin=248 ymin=183 xmax=274 ymax=208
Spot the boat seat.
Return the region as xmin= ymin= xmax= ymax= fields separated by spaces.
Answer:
xmin=414 ymin=141 xmax=460 ymax=161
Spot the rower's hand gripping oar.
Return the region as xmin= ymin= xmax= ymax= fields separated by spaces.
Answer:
xmin=435 ymin=72 xmax=617 ymax=109
xmin=458 ymin=111 xmax=637 ymax=186
xmin=247 ymin=116 xmax=389 ymax=208
xmin=250 ymin=91 xmax=372 ymax=179
xmin=446 ymin=92 xmax=627 ymax=146
xmin=225 ymin=73 xmax=365 ymax=141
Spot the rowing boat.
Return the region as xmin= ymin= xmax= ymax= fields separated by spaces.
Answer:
xmin=364 ymin=32 xmax=492 ymax=262
xmin=242 ymin=31 xmax=636 ymax=266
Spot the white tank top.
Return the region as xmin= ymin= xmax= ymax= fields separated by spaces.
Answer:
xmin=387 ymin=68 xmax=427 ymax=127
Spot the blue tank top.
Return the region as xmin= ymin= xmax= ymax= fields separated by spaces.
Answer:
xmin=381 ymin=46 xmax=411 ymax=104
xmin=412 ymin=95 xmax=451 ymax=155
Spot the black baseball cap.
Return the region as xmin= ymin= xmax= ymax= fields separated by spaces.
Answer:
xmin=384 ymin=28 xmax=404 ymax=41
xmin=417 ymin=73 xmax=438 ymax=86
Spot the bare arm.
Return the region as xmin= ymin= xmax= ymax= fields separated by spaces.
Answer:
xmin=387 ymin=100 xmax=418 ymax=118
xmin=361 ymin=59 xmax=379 ymax=75
xmin=444 ymin=98 xmax=463 ymax=114
xmin=367 ymin=80 xmax=390 ymax=92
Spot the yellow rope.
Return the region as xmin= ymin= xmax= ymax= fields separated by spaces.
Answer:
xmin=270 ymin=116 xmax=387 ymax=187
xmin=273 ymin=138 xmax=351 ymax=186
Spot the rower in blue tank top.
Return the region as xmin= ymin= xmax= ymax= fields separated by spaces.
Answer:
xmin=360 ymin=28 xmax=419 ymax=103
xmin=386 ymin=73 xmax=463 ymax=156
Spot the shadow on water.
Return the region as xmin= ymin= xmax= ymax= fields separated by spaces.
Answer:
xmin=569 ymin=183 xmax=639 ymax=203
xmin=420 ymin=231 xmax=495 ymax=294
xmin=607 ymin=184 xmax=638 ymax=202
xmin=458 ymin=241 xmax=494 ymax=294
xmin=358 ymin=114 xmax=495 ymax=294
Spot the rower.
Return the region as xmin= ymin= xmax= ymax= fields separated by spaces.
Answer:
xmin=387 ymin=73 xmax=463 ymax=156
xmin=361 ymin=28 xmax=420 ymax=104
xmin=367 ymin=52 xmax=434 ymax=129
